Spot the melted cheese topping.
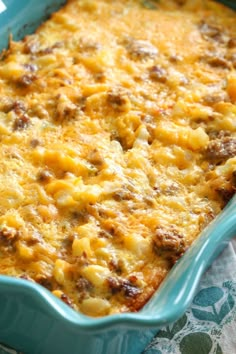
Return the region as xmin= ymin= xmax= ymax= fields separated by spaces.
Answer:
xmin=0 ymin=0 xmax=235 ymax=316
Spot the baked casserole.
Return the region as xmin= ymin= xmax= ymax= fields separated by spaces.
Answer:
xmin=0 ymin=0 xmax=235 ymax=317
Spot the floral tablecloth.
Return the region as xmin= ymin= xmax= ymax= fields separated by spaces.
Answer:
xmin=1 ymin=240 xmax=236 ymax=354
xmin=143 ymin=239 xmax=236 ymax=354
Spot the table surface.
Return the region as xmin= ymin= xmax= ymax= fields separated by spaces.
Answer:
xmin=144 ymin=238 xmax=236 ymax=354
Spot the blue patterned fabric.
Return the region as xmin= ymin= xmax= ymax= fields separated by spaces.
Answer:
xmin=0 ymin=344 xmax=20 ymax=354
xmin=144 ymin=241 xmax=236 ymax=354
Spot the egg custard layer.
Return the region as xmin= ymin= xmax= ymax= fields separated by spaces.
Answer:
xmin=0 ymin=0 xmax=235 ymax=316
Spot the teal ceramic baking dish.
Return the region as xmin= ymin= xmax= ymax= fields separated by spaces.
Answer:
xmin=0 ymin=1 xmax=235 ymax=353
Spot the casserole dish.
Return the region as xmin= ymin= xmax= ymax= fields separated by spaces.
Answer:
xmin=0 ymin=1 xmax=235 ymax=353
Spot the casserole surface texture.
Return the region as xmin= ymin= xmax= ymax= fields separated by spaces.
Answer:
xmin=0 ymin=0 xmax=235 ymax=319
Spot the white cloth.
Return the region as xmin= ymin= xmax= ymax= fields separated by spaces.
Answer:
xmin=144 ymin=239 xmax=236 ymax=354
